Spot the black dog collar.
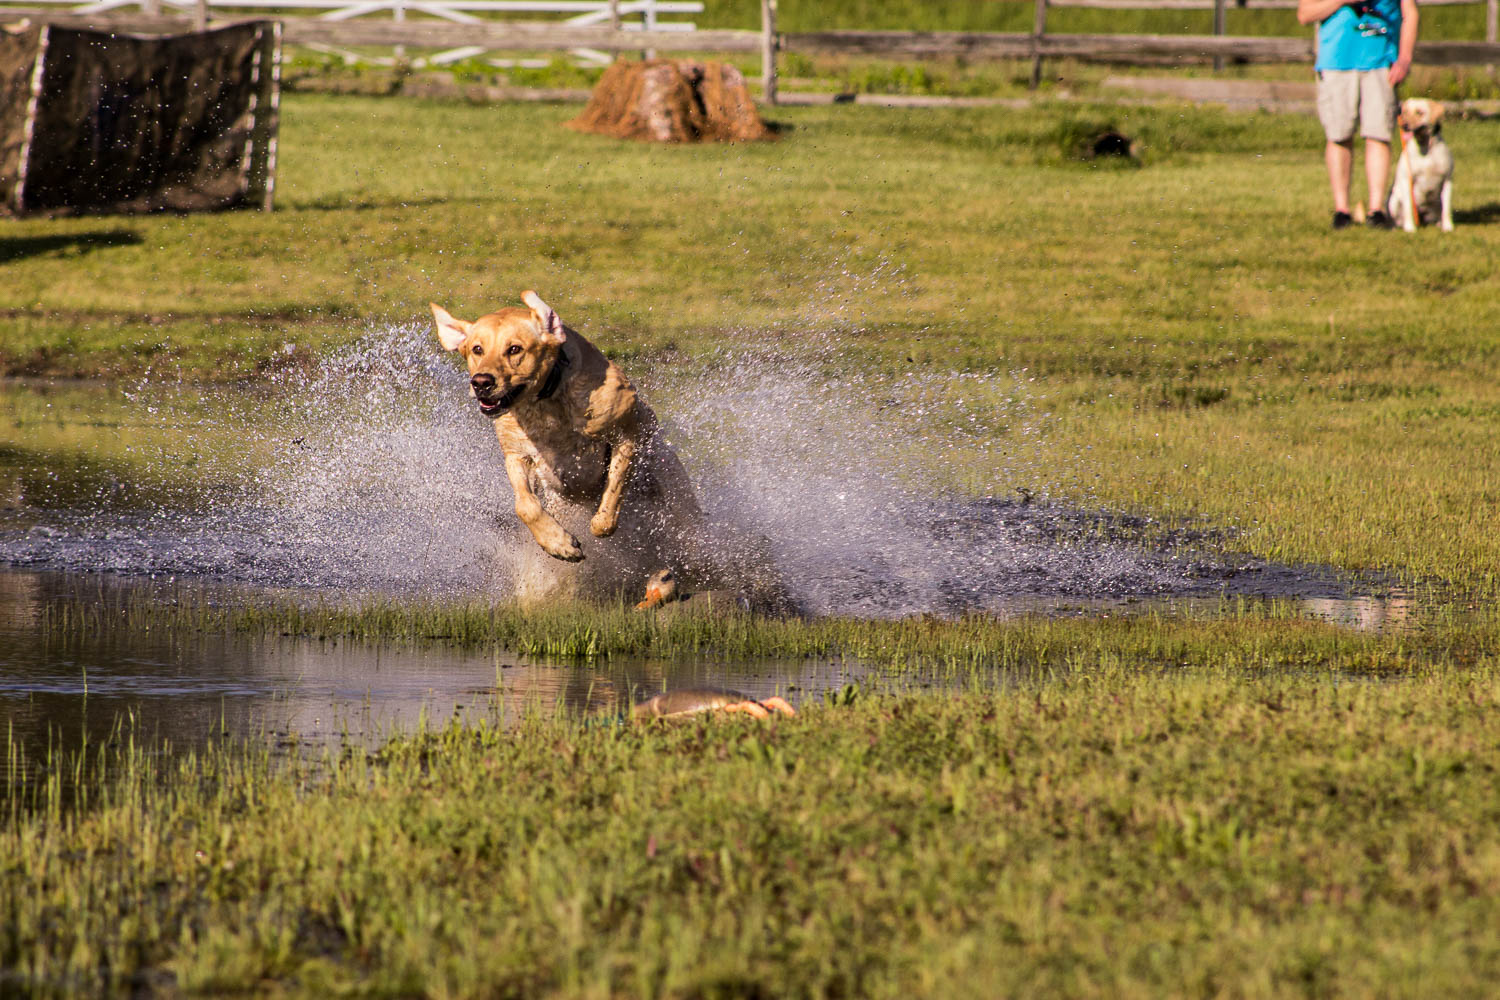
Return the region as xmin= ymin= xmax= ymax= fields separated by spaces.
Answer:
xmin=535 ymin=348 xmax=570 ymax=401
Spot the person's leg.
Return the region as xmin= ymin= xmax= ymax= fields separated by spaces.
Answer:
xmin=1325 ymin=140 xmax=1354 ymax=214
xmin=1316 ymin=70 xmax=1359 ymax=220
xmin=1360 ymin=68 xmax=1399 ymax=221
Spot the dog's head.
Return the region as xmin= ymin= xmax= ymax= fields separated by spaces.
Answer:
xmin=431 ymin=291 xmax=567 ymax=418
xmin=1398 ymin=98 xmax=1445 ymax=139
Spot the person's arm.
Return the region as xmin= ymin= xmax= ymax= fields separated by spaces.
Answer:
xmin=1297 ymin=0 xmax=1348 ymax=25
xmin=1389 ymin=0 xmax=1419 ymax=84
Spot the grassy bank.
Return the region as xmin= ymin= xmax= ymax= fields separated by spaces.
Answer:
xmin=7 ymin=666 xmax=1500 ymax=996
xmin=32 ymin=585 xmax=1491 ymax=671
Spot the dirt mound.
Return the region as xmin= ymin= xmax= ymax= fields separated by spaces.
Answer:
xmin=567 ymin=59 xmax=773 ymax=143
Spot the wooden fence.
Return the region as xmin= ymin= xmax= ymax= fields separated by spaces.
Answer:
xmin=3 ymin=0 xmax=1499 ymax=102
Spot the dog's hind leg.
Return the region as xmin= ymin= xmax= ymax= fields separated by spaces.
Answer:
xmin=590 ymin=437 xmax=636 ymax=538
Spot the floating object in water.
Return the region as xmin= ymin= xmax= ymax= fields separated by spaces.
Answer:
xmin=631 ymin=688 xmax=796 ymax=721
xmin=636 ymin=568 xmax=681 ymax=610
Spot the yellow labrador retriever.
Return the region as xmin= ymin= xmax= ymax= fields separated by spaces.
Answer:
xmin=431 ymin=291 xmax=701 ymax=577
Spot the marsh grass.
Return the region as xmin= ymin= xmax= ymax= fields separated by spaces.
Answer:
xmin=7 ymin=664 xmax=1500 ymax=996
xmin=34 ymin=585 xmax=1500 ymax=679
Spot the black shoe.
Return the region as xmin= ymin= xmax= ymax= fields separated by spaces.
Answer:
xmin=1367 ymin=210 xmax=1395 ymax=230
xmin=1332 ymin=211 xmax=1353 ymax=230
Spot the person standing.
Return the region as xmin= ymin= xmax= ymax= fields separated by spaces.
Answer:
xmin=1298 ymin=0 xmax=1419 ymax=229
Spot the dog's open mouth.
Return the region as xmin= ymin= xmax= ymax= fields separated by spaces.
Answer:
xmin=476 ymin=383 xmax=526 ymax=417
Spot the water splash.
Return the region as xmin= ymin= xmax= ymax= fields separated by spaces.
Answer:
xmin=0 ymin=321 xmax=1332 ymax=615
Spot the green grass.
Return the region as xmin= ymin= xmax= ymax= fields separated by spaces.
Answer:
xmin=9 ymin=87 xmax=1500 ymax=994
xmin=29 ymin=585 xmax=1494 ymax=672
xmin=7 ymin=664 xmax=1500 ymax=996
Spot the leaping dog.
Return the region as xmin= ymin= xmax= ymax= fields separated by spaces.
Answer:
xmin=432 ymin=291 xmax=701 ymax=576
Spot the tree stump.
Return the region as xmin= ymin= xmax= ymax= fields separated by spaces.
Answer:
xmin=566 ymin=59 xmax=774 ymax=143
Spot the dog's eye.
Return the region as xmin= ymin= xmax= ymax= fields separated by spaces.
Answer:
xmin=470 ymin=344 xmax=484 ymax=357
xmin=506 ymin=344 xmax=522 ymax=357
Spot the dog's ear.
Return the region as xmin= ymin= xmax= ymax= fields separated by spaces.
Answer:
xmin=431 ymin=303 xmax=470 ymax=352
xmin=521 ymin=290 xmax=567 ymax=347
xmin=1430 ymin=101 xmax=1446 ymax=125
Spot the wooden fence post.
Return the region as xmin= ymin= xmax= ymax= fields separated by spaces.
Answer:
xmin=1488 ymin=0 xmax=1497 ymax=74
xmin=761 ymin=0 xmax=777 ymax=105
xmin=1029 ymin=0 xmax=1048 ymax=89
xmin=606 ymin=0 xmax=621 ymax=61
xmin=643 ymin=0 xmax=656 ymax=60
xmin=194 ymin=0 xmax=207 ymax=30
xmin=394 ymin=0 xmax=406 ymax=65
xmin=1212 ymin=0 xmax=1226 ymax=71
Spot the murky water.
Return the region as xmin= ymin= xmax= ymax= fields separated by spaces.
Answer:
xmin=0 ymin=325 xmax=1410 ymax=761
xmin=0 ymin=571 xmax=854 ymax=772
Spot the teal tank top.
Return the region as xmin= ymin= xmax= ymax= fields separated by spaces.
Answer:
xmin=1316 ymin=0 xmax=1402 ymax=72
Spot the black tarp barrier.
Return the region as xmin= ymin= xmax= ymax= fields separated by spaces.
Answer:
xmin=0 ymin=20 xmax=278 ymax=216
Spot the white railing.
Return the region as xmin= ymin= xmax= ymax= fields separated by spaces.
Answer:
xmin=6 ymin=0 xmax=703 ymax=65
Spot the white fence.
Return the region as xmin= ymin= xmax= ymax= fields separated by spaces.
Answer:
xmin=3 ymin=0 xmax=703 ymax=65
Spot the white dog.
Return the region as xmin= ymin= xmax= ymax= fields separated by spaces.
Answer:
xmin=1387 ymin=98 xmax=1454 ymax=233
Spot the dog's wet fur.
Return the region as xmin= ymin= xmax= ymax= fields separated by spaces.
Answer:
xmin=432 ymin=292 xmax=791 ymax=611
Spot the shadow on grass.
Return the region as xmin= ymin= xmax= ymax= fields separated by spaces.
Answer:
xmin=0 ymin=230 xmax=141 ymax=264
xmin=290 ymin=194 xmax=505 ymax=211
xmin=1453 ymin=202 xmax=1500 ymax=226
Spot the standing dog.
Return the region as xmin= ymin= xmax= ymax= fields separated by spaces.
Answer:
xmin=1387 ymin=98 xmax=1455 ymax=233
xmin=431 ymin=292 xmax=701 ymax=579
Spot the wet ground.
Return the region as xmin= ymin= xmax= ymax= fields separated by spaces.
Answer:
xmin=0 ymin=335 xmax=1416 ymax=763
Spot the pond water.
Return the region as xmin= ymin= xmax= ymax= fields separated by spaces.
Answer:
xmin=0 ymin=328 xmax=1413 ymax=764
xmin=0 ymin=571 xmax=852 ymax=772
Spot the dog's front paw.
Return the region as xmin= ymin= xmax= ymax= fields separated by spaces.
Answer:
xmin=1441 ymin=222 xmax=1455 ymax=233
xmin=589 ymin=510 xmax=619 ymax=538
xmin=542 ymin=530 xmax=585 ymax=562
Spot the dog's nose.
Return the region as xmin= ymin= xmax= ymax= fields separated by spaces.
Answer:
xmin=470 ymin=373 xmax=496 ymax=392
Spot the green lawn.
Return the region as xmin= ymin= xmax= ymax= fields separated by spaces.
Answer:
xmin=7 ymin=660 xmax=1500 ymax=997
xmin=7 ymin=89 xmax=1500 ymax=996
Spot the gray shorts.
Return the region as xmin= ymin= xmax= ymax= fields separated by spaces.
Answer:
xmin=1316 ymin=69 xmax=1397 ymax=143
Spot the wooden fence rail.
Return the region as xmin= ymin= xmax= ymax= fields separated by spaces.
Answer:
xmin=1041 ymin=0 xmax=1499 ymax=75
xmin=3 ymin=0 xmax=1499 ymax=102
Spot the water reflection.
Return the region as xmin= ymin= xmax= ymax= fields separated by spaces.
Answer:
xmin=0 ymin=572 xmax=853 ymax=771
xmin=1301 ymin=595 xmax=1415 ymax=632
